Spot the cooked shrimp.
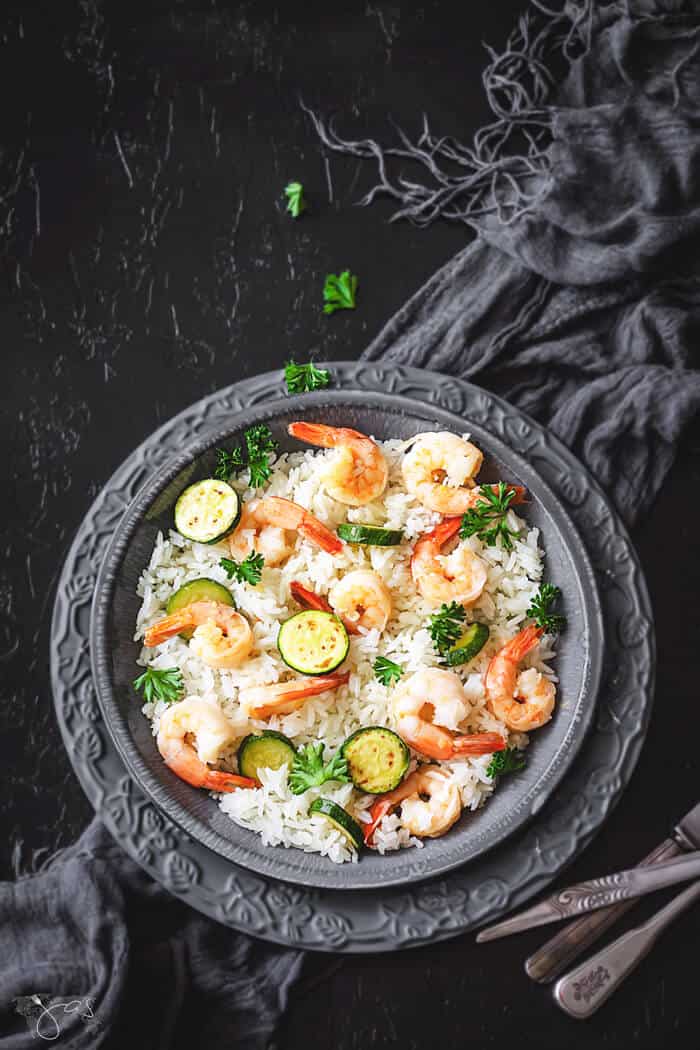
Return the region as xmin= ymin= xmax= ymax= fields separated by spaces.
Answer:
xmin=228 ymin=496 xmax=342 ymax=566
xmin=392 ymin=668 xmax=505 ymax=760
xmin=144 ymin=601 xmax=254 ymax=670
xmin=402 ymin=432 xmax=528 ymax=516
xmin=411 ymin=518 xmax=488 ymax=607
xmin=289 ymin=580 xmax=361 ymax=635
xmin=157 ymin=698 xmax=257 ymax=792
xmin=328 ymin=569 xmax=392 ymax=633
xmin=364 ymin=768 xmax=463 ymax=844
xmin=239 ymin=670 xmax=350 ymax=720
xmin=287 ymin=422 xmax=388 ymax=506
xmin=402 ymin=431 xmax=484 ymax=514
xmin=484 ymin=624 xmax=556 ymax=730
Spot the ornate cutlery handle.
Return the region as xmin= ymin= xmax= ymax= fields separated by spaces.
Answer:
xmin=553 ymin=879 xmax=700 ymax=1019
xmin=552 ymin=873 xmax=631 ymax=912
xmin=525 ymin=839 xmax=681 ymax=983
xmin=478 ymin=844 xmax=700 ymax=943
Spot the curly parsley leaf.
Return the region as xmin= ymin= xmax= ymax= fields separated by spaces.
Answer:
xmin=428 ymin=601 xmax=467 ymax=655
xmin=459 ymin=482 xmax=521 ymax=551
xmin=214 ymin=446 xmax=244 ymax=481
xmin=133 ymin=666 xmax=184 ymax=705
xmin=527 ymin=582 xmax=566 ymax=633
xmin=486 ymin=747 xmax=527 ymax=779
xmin=215 ymin=425 xmax=278 ymax=490
xmin=244 ymin=424 xmax=278 ymax=489
xmin=220 ymin=551 xmax=264 ymax=585
xmin=323 ymin=270 xmax=358 ymax=315
xmin=284 ymin=360 xmax=330 ymax=394
xmin=373 ymin=656 xmax=404 ymax=687
xmin=288 ymin=743 xmax=350 ymax=795
xmin=284 ymin=181 xmax=306 ymax=218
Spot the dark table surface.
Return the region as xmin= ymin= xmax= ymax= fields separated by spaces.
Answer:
xmin=3 ymin=2 xmax=700 ymax=1047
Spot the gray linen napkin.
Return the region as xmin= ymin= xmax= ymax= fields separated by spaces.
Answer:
xmin=310 ymin=0 xmax=700 ymax=525
xmin=1 ymin=819 xmax=303 ymax=1049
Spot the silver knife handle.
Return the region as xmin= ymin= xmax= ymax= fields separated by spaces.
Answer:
xmin=548 ymin=850 xmax=700 ymax=915
xmin=525 ymin=838 xmax=681 ymax=983
xmin=553 ymin=879 xmax=700 ymax=1018
xmin=552 ymin=873 xmax=631 ymax=913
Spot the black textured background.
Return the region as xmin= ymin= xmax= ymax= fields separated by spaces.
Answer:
xmin=3 ymin=2 xmax=700 ymax=1046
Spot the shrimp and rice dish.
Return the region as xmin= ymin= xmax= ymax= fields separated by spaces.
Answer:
xmin=134 ymin=422 xmax=562 ymax=864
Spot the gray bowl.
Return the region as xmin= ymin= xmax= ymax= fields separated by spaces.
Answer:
xmin=91 ymin=389 xmax=604 ymax=890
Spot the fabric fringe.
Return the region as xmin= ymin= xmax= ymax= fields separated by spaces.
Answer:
xmin=301 ymin=0 xmax=596 ymax=226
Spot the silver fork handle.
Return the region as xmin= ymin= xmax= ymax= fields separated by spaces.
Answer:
xmin=525 ymin=837 xmax=681 ymax=982
xmin=553 ymin=879 xmax=700 ymax=1019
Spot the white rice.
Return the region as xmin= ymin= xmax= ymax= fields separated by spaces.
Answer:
xmin=134 ymin=437 xmax=556 ymax=864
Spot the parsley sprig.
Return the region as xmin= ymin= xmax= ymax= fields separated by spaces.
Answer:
xmin=284 ymin=360 xmax=330 ymax=394
xmin=245 ymin=424 xmax=277 ymax=488
xmin=284 ymin=181 xmax=306 ymax=218
xmin=214 ymin=425 xmax=278 ymax=489
xmin=323 ymin=270 xmax=358 ymax=314
xmin=428 ymin=601 xmax=467 ymax=655
xmin=220 ymin=551 xmax=264 ymax=585
xmin=374 ymin=656 xmax=404 ymax=687
xmin=527 ymin=583 xmax=566 ymax=633
xmin=133 ymin=666 xmax=184 ymax=705
xmin=214 ymin=424 xmax=279 ymax=489
xmin=486 ymin=747 xmax=527 ymax=779
xmin=459 ymin=482 xmax=521 ymax=551
xmin=214 ymin=446 xmax=244 ymax=481
xmin=288 ymin=743 xmax=350 ymax=795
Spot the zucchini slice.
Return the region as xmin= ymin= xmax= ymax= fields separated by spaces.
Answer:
xmin=238 ymin=731 xmax=296 ymax=781
xmin=166 ymin=577 xmax=235 ymax=639
xmin=309 ymin=798 xmax=364 ymax=850
xmin=336 ymin=522 xmax=404 ymax=546
xmin=341 ymin=726 xmax=410 ymax=794
xmin=174 ymin=479 xmax=241 ymax=544
xmin=444 ymin=622 xmax=489 ymax=667
xmin=277 ymin=610 xmax=349 ymax=675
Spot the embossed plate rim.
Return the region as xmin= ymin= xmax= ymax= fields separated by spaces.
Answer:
xmin=51 ymin=363 xmax=655 ymax=950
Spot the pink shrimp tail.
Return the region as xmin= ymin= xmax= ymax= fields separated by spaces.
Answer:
xmin=300 ymin=514 xmax=343 ymax=555
xmin=288 ymin=421 xmax=372 ymax=449
xmin=364 ymin=800 xmax=394 ymax=845
xmin=429 ymin=517 xmax=462 ymax=547
xmin=502 ymin=624 xmax=544 ymax=661
xmin=276 ymin=671 xmax=351 ymax=704
xmin=289 ymin=580 xmax=333 ymax=613
xmin=204 ymin=770 xmax=258 ymax=792
xmin=412 ymin=518 xmax=462 ymax=571
xmin=364 ymin=771 xmax=426 ymax=844
xmin=144 ymin=609 xmax=193 ymax=646
xmin=483 ymin=625 xmax=544 ymax=698
xmin=288 ymin=421 xmax=340 ymax=448
xmin=452 ymin=733 xmax=506 ymax=756
xmin=289 ymin=581 xmax=361 ymax=635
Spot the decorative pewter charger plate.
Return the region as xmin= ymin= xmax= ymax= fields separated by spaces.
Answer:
xmin=90 ymin=385 xmax=601 ymax=890
xmin=51 ymin=365 xmax=654 ymax=947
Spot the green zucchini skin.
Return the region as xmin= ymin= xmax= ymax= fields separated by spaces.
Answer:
xmin=341 ymin=726 xmax=410 ymax=794
xmin=174 ymin=479 xmax=241 ymax=544
xmin=336 ymin=522 xmax=404 ymax=546
xmin=309 ymin=798 xmax=364 ymax=850
xmin=277 ymin=609 xmax=349 ymax=675
xmin=166 ymin=577 xmax=235 ymax=639
xmin=238 ymin=731 xmax=296 ymax=781
xmin=444 ymin=622 xmax=490 ymax=667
